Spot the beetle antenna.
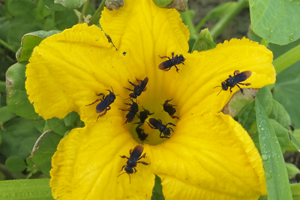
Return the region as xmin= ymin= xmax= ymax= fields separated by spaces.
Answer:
xmin=117 ymin=171 xmax=127 ymax=178
xmin=217 ymin=88 xmax=223 ymax=96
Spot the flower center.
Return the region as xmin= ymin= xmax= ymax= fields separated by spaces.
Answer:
xmin=119 ymin=77 xmax=179 ymax=145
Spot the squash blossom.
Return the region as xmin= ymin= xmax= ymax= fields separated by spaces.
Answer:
xmin=25 ymin=0 xmax=276 ymax=199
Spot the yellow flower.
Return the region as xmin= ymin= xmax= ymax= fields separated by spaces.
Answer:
xmin=25 ymin=0 xmax=275 ymax=199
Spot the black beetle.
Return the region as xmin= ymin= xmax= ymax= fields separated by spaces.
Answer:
xmin=158 ymin=52 xmax=185 ymax=72
xmin=136 ymin=107 xmax=154 ymax=124
xmin=119 ymin=99 xmax=139 ymax=123
xmin=163 ymin=99 xmax=179 ymax=119
xmin=148 ymin=118 xmax=175 ymax=138
xmin=216 ymin=70 xmax=252 ymax=95
xmin=118 ymin=145 xmax=149 ymax=183
xmin=86 ymin=89 xmax=116 ymax=120
xmin=136 ymin=124 xmax=149 ymax=142
xmin=124 ymin=77 xmax=148 ymax=99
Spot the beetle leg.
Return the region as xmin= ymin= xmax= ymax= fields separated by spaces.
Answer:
xmin=174 ymin=65 xmax=179 ymax=72
xmin=139 ymin=153 xmax=147 ymax=159
xmin=236 ymin=84 xmax=244 ymax=94
xmin=124 ymin=87 xmax=134 ymax=92
xmin=159 ymin=55 xmax=171 ymax=60
xmin=120 ymin=155 xmax=130 ymax=159
xmin=119 ymin=165 xmax=126 ymax=172
xmin=238 ymin=82 xmax=251 ymax=86
xmin=86 ymin=99 xmax=101 ymax=106
xmin=137 ymin=161 xmax=149 ymax=165
xmin=166 ymin=122 xmax=176 ymax=127
xmin=133 ymin=167 xmax=137 ymax=173
xmin=171 ymin=115 xmax=179 ymax=119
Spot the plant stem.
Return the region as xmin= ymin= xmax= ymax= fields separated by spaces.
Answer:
xmin=80 ymin=0 xmax=90 ymax=23
xmin=88 ymin=0 xmax=105 ymax=26
xmin=260 ymin=38 xmax=269 ymax=47
xmin=0 ymin=39 xmax=15 ymax=52
xmin=210 ymin=0 xmax=248 ymax=39
xmin=273 ymin=43 xmax=300 ymax=74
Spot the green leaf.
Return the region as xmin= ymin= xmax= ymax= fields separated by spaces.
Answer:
xmin=5 ymin=156 xmax=26 ymax=173
xmin=269 ymin=119 xmax=290 ymax=153
xmin=249 ymin=0 xmax=300 ymax=45
xmin=63 ymin=111 xmax=80 ymax=127
xmin=152 ymin=175 xmax=164 ymax=200
xmin=17 ymin=30 xmax=61 ymax=62
xmin=286 ymin=163 xmax=300 ymax=179
xmin=236 ymin=86 xmax=272 ymax=131
xmin=273 ymin=76 xmax=300 ymax=129
xmin=6 ymin=63 xmax=41 ymax=120
xmin=0 ymin=106 xmax=15 ymax=123
xmin=0 ymin=118 xmax=41 ymax=159
xmin=44 ymin=0 xmax=67 ymax=11
xmin=54 ymin=0 xmax=86 ymax=9
xmin=30 ymin=130 xmax=62 ymax=176
xmin=255 ymin=98 xmax=293 ymax=200
xmin=152 ymin=0 xmax=173 ymax=7
xmin=54 ymin=9 xmax=78 ymax=30
xmin=0 ymin=179 xmax=54 ymax=200
xmin=291 ymin=183 xmax=300 ymax=200
xmin=286 ymin=129 xmax=300 ymax=152
xmin=269 ymin=99 xmax=291 ymax=130
xmin=47 ymin=117 xmax=70 ymax=136
xmin=6 ymin=0 xmax=36 ymax=18
xmin=7 ymin=18 xmax=41 ymax=52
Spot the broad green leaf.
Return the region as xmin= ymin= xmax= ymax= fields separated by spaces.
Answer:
xmin=6 ymin=0 xmax=36 ymax=18
xmin=17 ymin=30 xmax=60 ymax=62
xmin=54 ymin=9 xmax=78 ymax=30
xmin=152 ymin=0 xmax=173 ymax=7
xmin=256 ymin=98 xmax=293 ymax=200
xmin=63 ymin=111 xmax=80 ymax=127
xmin=286 ymin=163 xmax=300 ymax=179
xmin=44 ymin=0 xmax=66 ymax=11
xmin=269 ymin=119 xmax=290 ymax=153
xmin=273 ymin=76 xmax=300 ymax=129
xmin=7 ymin=18 xmax=40 ymax=52
xmin=30 ymin=131 xmax=62 ymax=176
xmin=0 ymin=179 xmax=53 ymax=200
xmin=0 ymin=106 xmax=15 ymax=123
xmin=152 ymin=175 xmax=164 ymax=200
xmin=269 ymin=99 xmax=291 ymax=130
xmin=5 ymin=156 xmax=26 ymax=173
xmin=0 ymin=118 xmax=41 ymax=159
xmin=6 ymin=63 xmax=41 ymax=120
xmin=54 ymin=0 xmax=86 ymax=9
xmin=249 ymin=0 xmax=300 ymax=45
xmin=236 ymin=86 xmax=272 ymax=131
xmin=47 ymin=117 xmax=70 ymax=136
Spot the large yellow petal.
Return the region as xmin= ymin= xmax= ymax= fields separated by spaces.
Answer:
xmin=50 ymin=119 xmax=155 ymax=200
xmin=149 ymin=112 xmax=266 ymax=200
xmin=166 ymin=38 xmax=276 ymax=117
xmin=26 ymin=24 xmax=135 ymax=122
xmin=100 ymin=0 xmax=189 ymax=98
